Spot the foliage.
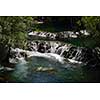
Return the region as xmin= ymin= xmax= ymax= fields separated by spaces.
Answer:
xmin=0 ymin=16 xmax=34 ymax=47
xmin=81 ymin=17 xmax=100 ymax=36
xmin=43 ymin=17 xmax=82 ymax=30
xmin=80 ymin=16 xmax=100 ymax=47
xmin=0 ymin=16 xmax=100 ymax=48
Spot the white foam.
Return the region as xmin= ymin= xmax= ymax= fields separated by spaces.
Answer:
xmin=28 ymin=32 xmax=35 ymax=35
xmin=68 ymin=59 xmax=82 ymax=64
xmin=46 ymin=53 xmax=65 ymax=63
xmin=26 ymin=51 xmax=65 ymax=63
xmin=11 ymin=48 xmax=82 ymax=65
xmin=80 ymin=30 xmax=90 ymax=36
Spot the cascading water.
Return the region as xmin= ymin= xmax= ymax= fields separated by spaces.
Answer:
xmin=72 ymin=47 xmax=82 ymax=61
xmin=8 ymin=48 xmax=85 ymax=83
xmin=3 ymin=40 xmax=88 ymax=83
xmin=0 ymin=31 xmax=99 ymax=82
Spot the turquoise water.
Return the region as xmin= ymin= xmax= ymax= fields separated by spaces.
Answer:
xmin=7 ymin=54 xmax=88 ymax=83
xmin=0 ymin=48 xmax=99 ymax=83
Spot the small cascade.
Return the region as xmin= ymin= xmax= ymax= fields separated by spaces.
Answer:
xmin=27 ymin=41 xmax=62 ymax=53
xmin=72 ymin=47 xmax=82 ymax=61
xmin=28 ymin=31 xmax=79 ymax=41
xmin=65 ymin=47 xmax=77 ymax=59
xmin=50 ymin=42 xmax=59 ymax=53
xmin=9 ymin=41 xmax=86 ymax=65
xmin=56 ymin=44 xmax=69 ymax=56
xmin=9 ymin=47 xmax=65 ymax=64
xmin=9 ymin=38 xmax=100 ymax=66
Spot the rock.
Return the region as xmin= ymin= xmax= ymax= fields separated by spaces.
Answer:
xmin=33 ymin=67 xmax=55 ymax=72
xmin=38 ymin=43 xmax=46 ymax=53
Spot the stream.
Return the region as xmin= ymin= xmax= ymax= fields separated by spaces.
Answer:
xmin=9 ymin=52 xmax=86 ymax=83
xmin=0 ymin=31 xmax=99 ymax=83
xmin=0 ymin=44 xmax=90 ymax=83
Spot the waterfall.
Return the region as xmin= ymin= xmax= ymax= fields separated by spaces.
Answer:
xmin=10 ymin=47 xmax=65 ymax=64
xmin=49 ymin=42 xmax=61 ymax=53
xmin=67 ymin=47 xmax=76 ymax=59
xmin=9 ymin=40 xmax=86 ymax=65
xmin=72 ymin=47 xmax=82 ymax=61
xmin=28 ymin=31 xmax=79 ymax=41
xmin=56 ymin=44 xmax=69 ymax=56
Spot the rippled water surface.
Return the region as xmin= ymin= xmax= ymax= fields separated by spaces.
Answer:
xmin=3 ymin=52 xmax=88 ymax=83
xmin=0 ymin=45 xmax=99 ymax=83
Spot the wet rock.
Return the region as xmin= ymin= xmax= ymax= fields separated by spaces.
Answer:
xmin=33 ymin=67 xmax=56 ymax=72
xmin=38 ymin=42 xmax=46 ymax=53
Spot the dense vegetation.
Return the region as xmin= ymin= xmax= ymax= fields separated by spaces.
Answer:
xmin=0 ymin=16 xmax=100 ymax=47
xmin=34 ymin=16 xmax=100 ymax=47
xmin=0 ymin=16 xmax=98 ymax=48
xmin=0 ymin=16 xmax=100 ymax=82
xmin=0 ymin=16 xmax=34 ymax=47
